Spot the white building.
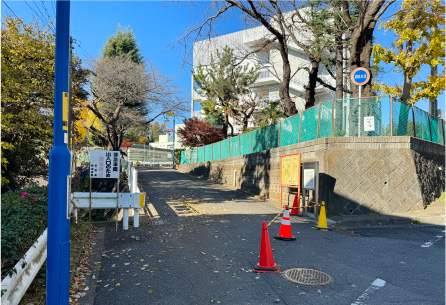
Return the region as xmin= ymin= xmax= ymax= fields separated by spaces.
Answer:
xmin=150 ymin=124 xmax=185 ymax=150
xmin=191 ymin=10 xmax=336 ymax=134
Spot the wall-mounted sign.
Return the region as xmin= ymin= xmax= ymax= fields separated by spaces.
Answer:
xmin=351 ymin=68 xmax=371 ymax=86
xmin=90 ymin=150 xmax=120 ymax=178
xmin=303 ymin=169 xmax=315 ymax=190
xmin=364 ymin=116 xmax=375 ymax=132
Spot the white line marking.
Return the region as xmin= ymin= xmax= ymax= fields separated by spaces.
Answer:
xmin=351 ymin=278 xmax=386 ymax=305
xmin=421 ymin=230 xmax=445 ymax=248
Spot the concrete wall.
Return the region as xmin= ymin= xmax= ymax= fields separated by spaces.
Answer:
xmin=179 ymin=136 xmax=445 ymax=216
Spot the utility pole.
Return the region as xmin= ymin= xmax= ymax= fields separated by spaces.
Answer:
xmin=47 ymin=1 xmax=71 ymax=304
xmin=429 ymin=64 xmax=438 ymax=118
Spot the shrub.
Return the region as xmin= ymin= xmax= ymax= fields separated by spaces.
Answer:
xmin=1 ymin=184 xmax=48 ymax=279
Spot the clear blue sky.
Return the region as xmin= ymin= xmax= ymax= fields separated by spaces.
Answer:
xmin=2 ymin=1 xmax=444 ymax=121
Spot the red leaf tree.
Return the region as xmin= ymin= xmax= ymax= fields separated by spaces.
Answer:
xmin=120 ymin=139 xmax=135 ymax=148
xmin=178 ymin=117 xmax=225 ymax=147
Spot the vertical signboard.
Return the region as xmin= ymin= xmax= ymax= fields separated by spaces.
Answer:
xmin=90 ymin=151 xmax=120 ymax=178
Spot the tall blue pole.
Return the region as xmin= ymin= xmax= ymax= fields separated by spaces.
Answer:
xmin=172 ymin=116 xmax=175 ymax=169
xmin=47 ymin=1 xmax=71 ymax=304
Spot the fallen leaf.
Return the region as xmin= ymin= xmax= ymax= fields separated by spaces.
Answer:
xmin=148 ymin=290 xmax=153 ymax=294
xmin=317 ymin=289 xmax=321 ymax=294
xmin=116 ymin=283 xmax=120 ymax=287
xmin=108 ymin=288 xmax=114 ymax=291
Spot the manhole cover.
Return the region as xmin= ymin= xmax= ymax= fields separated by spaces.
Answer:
xmin=282 ymin=268 xmax=333 ymax=286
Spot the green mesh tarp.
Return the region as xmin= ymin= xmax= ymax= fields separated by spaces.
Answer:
xmin=230 ymin=136 xmax=240 ymax=157
xmin=240 ymin=133 xmax=251 ymax=155
xmin=300 ymin=106 xmax=319 ymax=142
xmin=197 ymin=146 xmax=204 ymax=162
xmin=220 ymin=139 xmax=230 ymax=159
xmin=413 ymin=107 xmax=431 ymax=141
xmin=279 ymin=114 xmax=300 ymax=147
xmin=358 ymin=98 xmax=385 ymax=137
xmin=181 ymin=149 xmax=191 ymax=164
xmin=318 ymin=102 xmax=332 ymax=138
xmin=392 ymin=102 xmax=415 ymax=137
xmin=191 ymin=149 xmax=198 ymax=163
xmin=430 ymin=116 xmax=440 ymax=144
xmin=205 ymin=145 xmax=213 ymax=161
xmin=379 ymin=97 xmax=392 ymax=136
xmin=333 ymin=99 xmax=347 ymax=137
xmin=264 ymin=123 xmax=279 ymax=150
xmin=213 ymin=142 xmax=221 ymax=160
xmin=180 ymin=151 xmax=185 ymax=164
xmin=252 ymin=128 xmax=265 ymax=153
xmin=437 ymin=119 xmax=445 ymax=145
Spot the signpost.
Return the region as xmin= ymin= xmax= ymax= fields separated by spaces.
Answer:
xmin=167 ymin=112 xmax=175 ymax=169
xmin=279 ymin=153 xmax=301 ymax=208
xmin=47 ymin=1 xmax=71 ymax=304
xmin=301 ymin=161 xmax=319 ymax=218
xmin=89 ymin=150 xmax=121 ymax=230
xmin=351 ymin=68 xmax=371 ymax=136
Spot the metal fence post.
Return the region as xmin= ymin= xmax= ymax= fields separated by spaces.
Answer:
xmin=332 ymin=100 xmax=335 ymax=137
xmin=412 ymin=105 xmax=417 ymax=138
xmin=298 ymin=112 xmax=303 ymax=143
xmin=132 ymin=168 xmax=139 ymax=228
xmin=390 ymin=96 xmax=393 ymax=136
xmin=317 ymin=103 xmax=322 ymax=139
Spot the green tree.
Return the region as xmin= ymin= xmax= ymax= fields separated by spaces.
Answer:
xmin=193 ymin=46 xmax=259 ymax=136
xmin=1 ymin=16 xmax=89 ymax=191
xmin=254 ymin=100 xmax=285 ymax=128
xmin=102 ymin=25 xmax=143 ymax=64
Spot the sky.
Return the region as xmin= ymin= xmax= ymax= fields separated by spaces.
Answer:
xmin=2 ymin=0 xmax=444 ymax=123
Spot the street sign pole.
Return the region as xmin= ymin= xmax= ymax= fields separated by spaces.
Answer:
xmin=47 ymin=1 xmax=71 ymax=304
xmin=173 ymin=115 xmax=175 ymax=169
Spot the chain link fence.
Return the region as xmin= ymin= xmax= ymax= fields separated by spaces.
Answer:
xmin=181 ymin=96 xmax=445 ymax=164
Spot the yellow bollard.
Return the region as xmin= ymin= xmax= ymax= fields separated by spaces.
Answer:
xmin=316 ymin=201 xmax=329 ymax=231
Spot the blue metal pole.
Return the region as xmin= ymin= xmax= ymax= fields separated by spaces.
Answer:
xmin=172 ymin=116 xmax=175 ymax=169
xmin=47 ymin=1 xmax=71 ymax=304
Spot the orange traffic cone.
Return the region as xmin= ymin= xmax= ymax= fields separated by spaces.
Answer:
xmin=274 ymin=206 xmax=296 ymax=241
xmin=253 ymin=221 xmax=281 ymax=273
xmin=290 ymin=193 xmax=301 ymax=216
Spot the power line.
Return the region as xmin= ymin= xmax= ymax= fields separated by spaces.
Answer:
xmin=23 ymin=0 xmax=55 ymax=33
xmin=2 ymin=0 xmax=20 ymax=19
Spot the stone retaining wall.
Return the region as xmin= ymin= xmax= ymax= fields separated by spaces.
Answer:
xmin=179 ymin=136 xmax=445 ymax=216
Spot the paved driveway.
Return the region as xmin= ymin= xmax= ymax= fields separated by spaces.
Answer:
xmin=87 ymin=168 xmax=445 ymax=305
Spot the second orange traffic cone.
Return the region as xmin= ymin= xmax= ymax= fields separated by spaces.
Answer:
xmin=253 ymin=221 xmax=281 ymax=273
xmin=290 ymin=193 xmax=301 ymax=216
xmin=274 ymin=206 xmax=296 ymax=241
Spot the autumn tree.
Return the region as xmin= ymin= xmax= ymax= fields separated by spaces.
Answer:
xmin=193 ymin=46 xmax=259 ymax=136
xmin=148 ymin=122 xmax=167 ymax=142
xmin=178 ymin=118 xmax=225 ymax=147
xmin=372 ymin=0 xmax=445 ymax=103
xmin=1 ymin=16 xmax=89 ymax=190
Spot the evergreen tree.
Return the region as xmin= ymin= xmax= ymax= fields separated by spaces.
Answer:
xmin=193 ymin=46 xmax=259 ymax=136
xmin=102 ymin=25 xmax=143 ymax=63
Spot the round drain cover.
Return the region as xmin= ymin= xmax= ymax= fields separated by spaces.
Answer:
xmin=282 ymin=268 xmax=333 ymax=286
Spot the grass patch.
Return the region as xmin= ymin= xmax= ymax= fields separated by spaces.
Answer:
xmin=367 ymin=212 xmax=377 ymax=216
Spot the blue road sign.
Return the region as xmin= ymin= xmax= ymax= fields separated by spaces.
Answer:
xmin=351 ymin=68 xmax=370 ymax=86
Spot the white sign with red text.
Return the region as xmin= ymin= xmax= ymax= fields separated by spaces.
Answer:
xmin=90 ymin=150 xmax=120 ymax=178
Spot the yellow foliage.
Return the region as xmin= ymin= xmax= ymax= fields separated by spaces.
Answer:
xmin=372 ymin=0 xmax=445 ymax=103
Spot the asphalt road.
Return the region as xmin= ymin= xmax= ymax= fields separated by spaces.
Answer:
xmin=89 ymin=167 xmax=445 ymax=305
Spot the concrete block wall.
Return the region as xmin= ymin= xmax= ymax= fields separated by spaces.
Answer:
xmin=179 ymin=136 xmax=445 ymax=216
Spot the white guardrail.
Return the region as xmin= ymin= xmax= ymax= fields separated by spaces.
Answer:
xmin=1 ymin=162 xmax=142 ymax=305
